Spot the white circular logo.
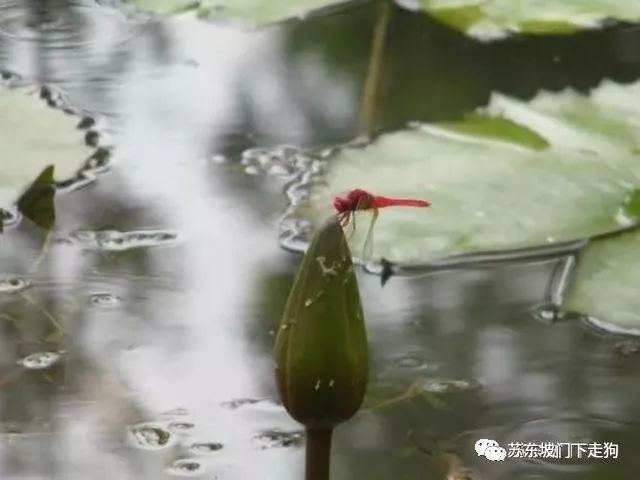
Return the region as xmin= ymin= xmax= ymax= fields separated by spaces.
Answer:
xmin=475 ymin=439 xmax=505 ymax=461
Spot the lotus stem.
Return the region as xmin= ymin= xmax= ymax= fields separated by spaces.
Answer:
xmin=305 ymin=427 xmax=333 ymax=480
xmin=359 ymin=0 xmax=393 ymax=135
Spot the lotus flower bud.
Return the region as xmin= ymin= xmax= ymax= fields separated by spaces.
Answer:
xmin=274 ymin=216 xmax=368 ymax=428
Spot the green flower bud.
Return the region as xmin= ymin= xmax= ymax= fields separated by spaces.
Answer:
xmin=274 ymin=216 xmax=368 ymax=428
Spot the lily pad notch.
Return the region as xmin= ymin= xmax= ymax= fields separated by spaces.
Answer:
xmin=0 ymin=75 xmax=113 ymax=232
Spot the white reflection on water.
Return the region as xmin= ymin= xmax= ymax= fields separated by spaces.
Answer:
xmin=0 ymin=4 xmax=359 ymax=478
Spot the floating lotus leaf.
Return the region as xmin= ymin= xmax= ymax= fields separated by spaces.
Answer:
xmin=414 ymin=0 xmax=640 ymax=40
xmin=564 ymin=229 xmax=640 ymax=334
xmin=294 ymin=80 xmax=640 ymax=266
xmin=0 ymin=85 xmax=92 ymax=209
xmin=125 ymin=0 xmax=353 ymax=24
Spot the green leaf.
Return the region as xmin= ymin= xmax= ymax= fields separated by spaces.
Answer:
xmin=126 ymin=0 xmax=353 ymax=24
xmin=563 ymin=229 xmax=640 ymax=334
xmin=416 ymin=0 xmax=640 ymax=40
xmin=124 ymin=0 xmax=199 ymax=15
xmin=274 ymin=216 xmax=368 ymax=427
xmin=0 ymin=85 xmax=93 ymax=212
xmin=295 ymin=80 xmax=640 ymax=265
xmin=17 ymin=166 xmax=56 ymax=231
xmin=438 ymin=114 xmax=550 ymax=150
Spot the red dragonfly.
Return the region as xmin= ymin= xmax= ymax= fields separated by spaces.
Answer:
xmin=334 ymin=188 xmax=430 ymax=259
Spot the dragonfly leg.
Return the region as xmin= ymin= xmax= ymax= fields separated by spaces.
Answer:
xmin=347 ymin=210 xmax=356 ymax=241
xmin=362 ymin=208 xmax=378 ymax=261
xmin=337 ymin=211 xmax=356 ymax=240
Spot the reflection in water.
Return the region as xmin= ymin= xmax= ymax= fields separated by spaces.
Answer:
xmin=1 ymin=1 xmax=640 ymax=479
xmin=16 ymin=351 xmax=62 ymax=370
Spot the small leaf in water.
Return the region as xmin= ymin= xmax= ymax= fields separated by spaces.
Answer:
xmin=166 ymin=458 xmax=205 ymax=477
xmin=16 ymin=165 xmax=56 ymax=230
xmin=380 ymin=257 xmax=394 ymax=286
xmin=128 ymin=423 xmax=175 ymax=450
xmin=17 ymin=351 xmax=62 ymax=370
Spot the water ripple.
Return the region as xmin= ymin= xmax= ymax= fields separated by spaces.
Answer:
xmin=128 ymin=423 xmax=176 ymax=450
xmin=68 ymin=229 xmax=180 ymax=251
xmin=0 ymin=0 xmax=134 ymax=48
xmin=0 ymin=277 xmax=30 ymax=293
xmin=189 ymin=442 xmax=224 ymax=455
xmin=89 ymin=292 xmax=122 ymax=307
xmin=166 ymin=458 xmax=205 ymax=477
xmin=252 ymin=429 xmax=305 ymax=450
xmin=17 ymin=351 xmax=62 ymax=370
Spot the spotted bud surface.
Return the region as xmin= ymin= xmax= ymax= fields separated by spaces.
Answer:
xmin=274 ymin=216 xmax=368 ymax=428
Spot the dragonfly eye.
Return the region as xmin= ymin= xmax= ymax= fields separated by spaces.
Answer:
xmin=347 ymin=189 xmax=364 ymax=201
xmin=334 ymin=197 xmax=349 ymax=212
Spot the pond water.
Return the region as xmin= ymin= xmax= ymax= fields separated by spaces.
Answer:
xmin=1 ymin=1 xmax=640 ymax=479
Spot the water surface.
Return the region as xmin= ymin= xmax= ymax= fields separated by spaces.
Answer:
xmin=1 ymin=1 xmax=640 ymax=479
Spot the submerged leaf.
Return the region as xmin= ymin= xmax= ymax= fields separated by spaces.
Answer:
xmin=295 ymin=80 xmax=640 ymax=266
xmin=414 ymin=0 xmax=640 ymax=40
xmin=274 ymin=216 xmax=368 ymax=428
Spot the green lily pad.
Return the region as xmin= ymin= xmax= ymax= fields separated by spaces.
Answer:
xmin=416 ymin=0 xmax=640 ymax=40
xmin=0 ymin=85 xmax=93 ymax=210
xmin=126 ymin=0 xmax=352 ymax=24
xmin=563 ymin=229 xmax=640 ymax=334
xmin=294 ymin=80 xmax=640 ymax=265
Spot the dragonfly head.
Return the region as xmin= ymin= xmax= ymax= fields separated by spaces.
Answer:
xmin=334 ymin=189 xmax=375 ymax=213
xmin=333 ymin=195 xmax=350 ymax=213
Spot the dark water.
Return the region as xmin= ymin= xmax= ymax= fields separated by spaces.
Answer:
xmin=1 ymin=1 xmax=640 ymax=479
